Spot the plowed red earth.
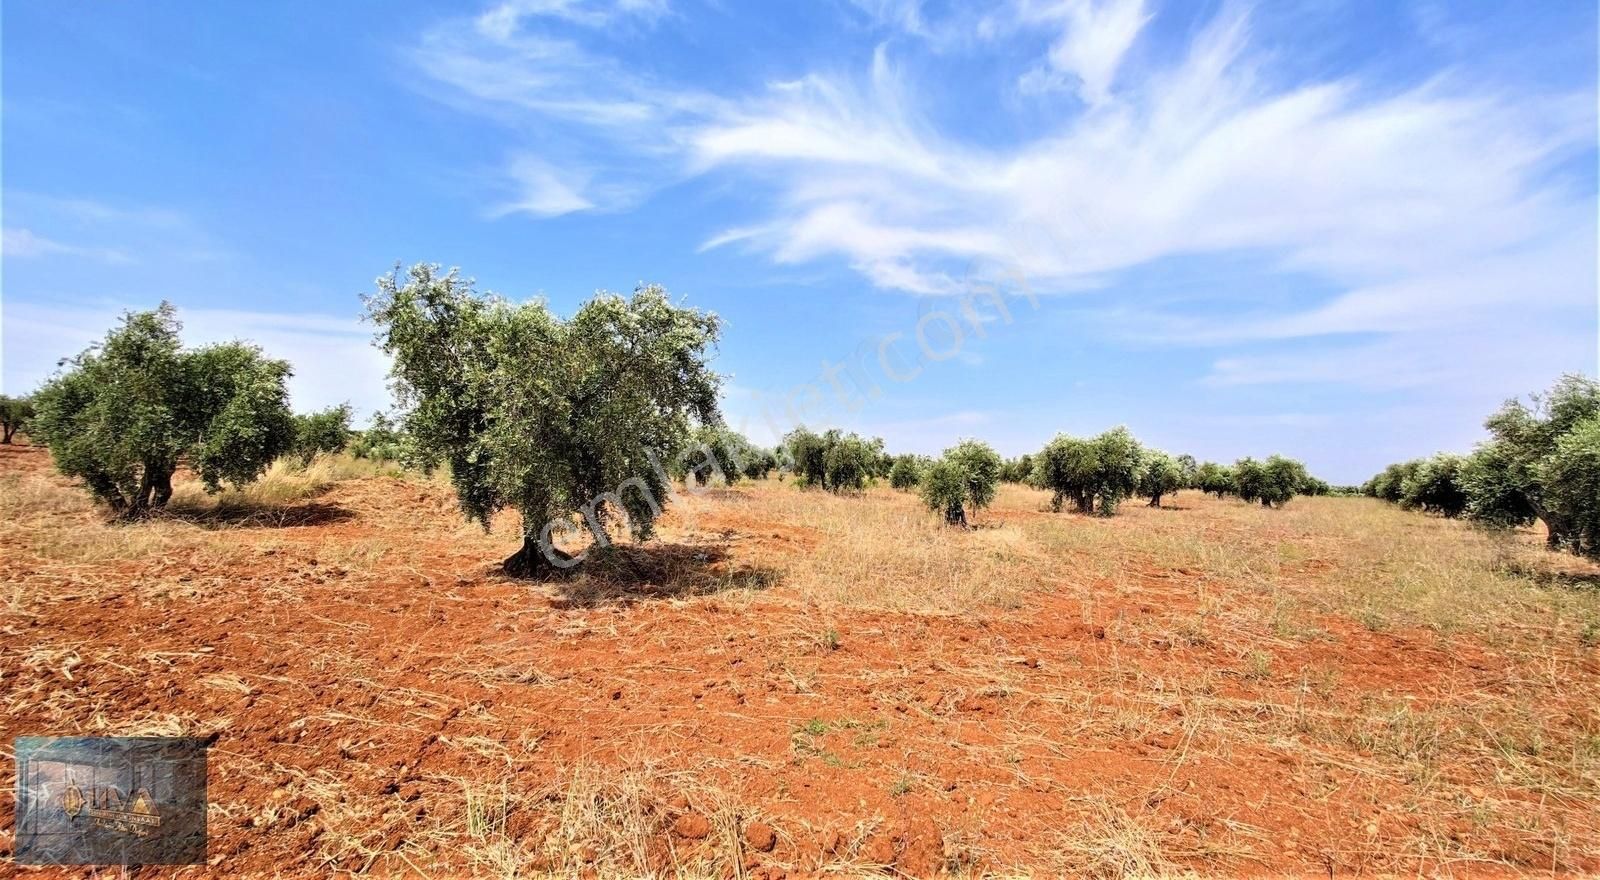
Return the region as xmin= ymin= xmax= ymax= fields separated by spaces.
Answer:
xmin=2 ymin=443 xmax=1597 ymax=878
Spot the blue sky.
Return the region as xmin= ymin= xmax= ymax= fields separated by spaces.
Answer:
xmin=2 ymin=0 xmax=1595 ymax=484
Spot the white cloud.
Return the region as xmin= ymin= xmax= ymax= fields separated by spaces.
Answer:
xmin=1017 ymin=0 xmax=1153 ymax=105
xmin=409 ymin=1 xmax=1596 ymax=399
xmin=492 ymin=155 xmax=596 ymax=217
xmin=2 ymin=227 xmax=131 ymax=263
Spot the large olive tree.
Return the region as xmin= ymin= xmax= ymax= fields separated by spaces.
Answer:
xmin=366 ymin=264 xmax=722 ymax=576
xmin=31 ymin=303 xmax=296 ymax=516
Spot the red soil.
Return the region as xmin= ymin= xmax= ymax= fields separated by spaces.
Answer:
xmin=1 ymin=443 xmax=1595 ymax=878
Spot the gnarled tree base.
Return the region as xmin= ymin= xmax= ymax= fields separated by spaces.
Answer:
xmin=502 ymin=538 xmax=580 ymax=579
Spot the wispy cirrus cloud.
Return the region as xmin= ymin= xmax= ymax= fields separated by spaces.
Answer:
xmin=406 ymin=0 xmax=1595 ymax=399
xmin=2 ymin=227 xmax=131 ymax=264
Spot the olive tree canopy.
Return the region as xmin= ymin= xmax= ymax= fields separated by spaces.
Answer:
xmin=1463 ymin=374 xmax=1600 ymax=556
xmin=366 ymin=264 xmax=722 ymax=576
xmin=31 ymin=303 xmax=296 ymax=516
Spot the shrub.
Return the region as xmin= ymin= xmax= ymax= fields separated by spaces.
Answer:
xmin=0 ymin=394 xmax=33 ymax=444
xmin=30 ymin=303 xmax=295 ymax=516
xmin=291 ymin=404 xmax=353 ymax=464
xmin=824 ymin=432 xmax=874 ymax=493
xmin=1364 ymin=460 xmax=1421 ymax=502
xmin=920 ymin=440 xmax=1001 ymax=527
xmin=680 ymin=425 xmax=754 ymax=485
xmin=366 ymin=264 xmax=722 ymax=577
xmin=1260 ymin=455 xmax=1310 ymax=507
xmin=1138 ymin=450 xmax=1183 ymax=508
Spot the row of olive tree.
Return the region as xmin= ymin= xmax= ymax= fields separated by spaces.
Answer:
xmin=1363 ymin=375 xmax=1600 ymax=558
xmin=782 ymin=427 xmax=889 ymax=493
xmin=1026 ymin=429 xmax=1316 ymax=515
xmin=23 ymin=304 xmax=409 ymax=517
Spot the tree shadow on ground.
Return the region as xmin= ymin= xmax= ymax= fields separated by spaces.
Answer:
xmin=510 ymin=542 xmax=783 ymax=608
xmin=1497 ymin=559 xmax=1600 ymax=592
xmin=158 ymin=500 xmax=357 ymax=530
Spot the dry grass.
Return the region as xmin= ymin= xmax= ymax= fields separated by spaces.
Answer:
xmin=4 ymin=447 xmax=1599 ymax=878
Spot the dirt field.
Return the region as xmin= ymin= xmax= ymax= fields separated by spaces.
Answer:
xmin=3 ymin=441 xmax=1599 ymax=878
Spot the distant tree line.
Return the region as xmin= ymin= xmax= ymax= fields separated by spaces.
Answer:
xmin=22 ymin=264 xmax=1585 ymax=574
xmin=1363 ymin=374 xmax=1600 ymax=558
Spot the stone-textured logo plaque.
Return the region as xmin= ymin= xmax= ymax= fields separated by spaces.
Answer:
xmin=14 ymin=736 xmax=208 ymax=865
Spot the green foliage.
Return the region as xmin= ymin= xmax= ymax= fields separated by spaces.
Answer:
xmin=784 ymin=426 xmax=876 ymax=493
xmin=1175 ymin=453 xmax=1198 ymax=489
xmin=0 ymin=394 xmax=34 ymax=444
xmin=824 ymin=431 xmax=874 ymax=493
xmin=30 ymin=303 xmax=295 ymax=515
xmin=918 ymin=441 xmax=1001 ymax=527
xmin=1463 ymin=375 xmax=1600 ymax=556
xmin=366 ymin=264 xmax=722 ymax=575
xmin=1538 ymin=415 xmax=1600 ymax=557
xmin=680 ymin=425 xmax=756 ymax=485
xmin=1300 ymin=476 xmax=1333 ymax=497
xmin=349 ymin=411 xmax=415 ymax=464
xmin=1364 ymin=460 xmax=1421 ymax=502
xmin=919 ymin=458 xmax=967 ymax=526
xmin=888 ymin=454 xmax=926 ymax=490
xmin=1137 ymin=450 xmax=1183 ymax=508
xmin=741 ymin=447 xmax=778 ymax=480
xmin=1195 ymin=461 xmax=1234 ymax=498
xmin=1234 ymin=455 xmax=1308 ymax=508
xmin=291 ymin=403 xmax=353 ymax=464
xmin=1033 ymin=427 xmax=1145 ymax=516
xmin=999 ymin=453 xmax=1034 ymax=484
xmin=1398 ymin=453 xmax=1468 ymax=516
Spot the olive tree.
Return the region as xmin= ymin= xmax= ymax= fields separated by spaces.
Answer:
xmin=366 ymin=264 xmax=722 ymax=577
xmin=741 ymin=448 xmax=778 ymax=480
xmin=1033 ymin=427 xmax=1145 ymax=516
xmin=0 ymin=394 xmax=34 ymax=444
xmin=1138 ymin=450 xmax=1183 ymax=508
xmin=1195 ymin=461 xmax=1233 ymax=498
xmin=1399 ymin=453 xmax=1468 ymax=516
xmin=680 ymin=425 xmax=754 ymax=486
xmin=1235 ymin=455 xmax=1308 ymax=507
xmin=784 ymin=427 xmax=875 ymax=493
xmin=888 ymin=454 xmax=925 ymax=490
xmin=1462 ymin=374 xmax=1600 ymax=556
xmin=920 ymin=440 xmax=1001 ymax=527
xmin=291 ymin=403 xmax=353 ymax=464
xmin=350 ymin=411 xmax=413 ymax=463
xmin=30 ymin=303 xmax=296 ymax=516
